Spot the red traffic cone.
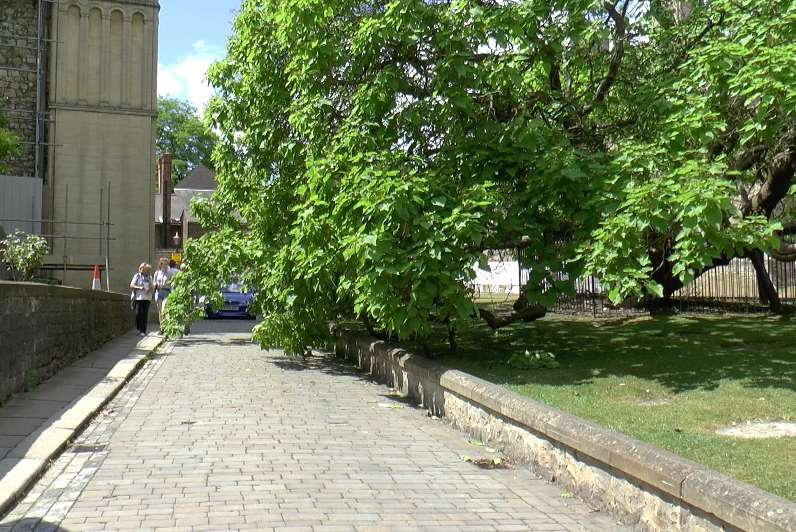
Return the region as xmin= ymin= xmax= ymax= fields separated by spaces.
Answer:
xmin=91 ymin=264 xmax=102 ymax=290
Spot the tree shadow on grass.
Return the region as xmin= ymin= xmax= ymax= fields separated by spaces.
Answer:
xmin=432 ymin=315 xmax=796 ymax=394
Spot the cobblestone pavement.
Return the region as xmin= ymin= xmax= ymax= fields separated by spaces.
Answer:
xmin=1 ymin=320 xmax=627 ymax=532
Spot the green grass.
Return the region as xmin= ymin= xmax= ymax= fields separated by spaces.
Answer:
xmin=409 ymin=313 xmax=796 ymax=501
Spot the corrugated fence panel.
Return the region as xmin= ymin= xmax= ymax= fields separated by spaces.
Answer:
xmin=0 ymin=175 xmax=42 ymax=235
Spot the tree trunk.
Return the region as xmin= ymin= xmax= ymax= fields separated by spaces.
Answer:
xmin=447 ymin=321 xmax=457 ymax=354
xmin=749 ymin=250 xmax=782 ymax=313
xmin=361 ymin=313 xmax=375 ymax=336
xmin=648 ymin=244 xmax=699 ymax=299
xmin=648 ymin=248 xmax=735 ymax=306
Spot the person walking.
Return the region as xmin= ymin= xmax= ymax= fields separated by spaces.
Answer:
xmin=130 ymin=262 xmax=153 ymax=336
xmin=153 ymin=257 xmax=173 ymax=333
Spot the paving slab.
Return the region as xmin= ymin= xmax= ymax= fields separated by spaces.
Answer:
xmin=25 ymin=381 xmax=98 ymax=405
xmin=1 ymin=320 xmax=627 ymax=531
xmin=0 ymin=332 xmax=162 ymax=515
xmin=0 ymin=402 xmax=67 ymax=421
xmin=0 ymin=422 xmax=41 ymax=440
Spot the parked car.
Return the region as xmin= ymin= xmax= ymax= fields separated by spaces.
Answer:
xmin=205 ymin=283 xmax=256 ymax=319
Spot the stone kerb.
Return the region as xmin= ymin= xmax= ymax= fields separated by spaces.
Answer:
xmin=333 ymin=329 xmax=796 ymax=532
xmin=0 ymin=281 xmax=132 ymax=404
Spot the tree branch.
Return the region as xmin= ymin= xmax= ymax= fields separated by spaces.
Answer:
xmin=670 ymin=11 xmax=725 ymax=70
xmin=770 ymin=241 xmax=796 ymax=262
xmin=582 ymin=1 xmax=626 ymax=116
xmin=732 ymin=144 xmax=767 ymax=171
xmin=467 ymin=235 xmax=532 ymax=253
xmin=478 ymin=304 xmax=546 ymax=330
xmin=751 ymin=129 xmax=796 ymax=217
xmin=779 ymin=221 xmax=796 ymax=235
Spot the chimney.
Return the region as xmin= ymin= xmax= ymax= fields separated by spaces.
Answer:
xmin=159 ymin=153 xmax=173 ymax=248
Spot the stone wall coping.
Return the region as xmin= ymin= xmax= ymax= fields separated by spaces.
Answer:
xmin=0 ymin=281 xmax=127 ymax=301
xmin=336 ymin=330 xmax=796 ymax=532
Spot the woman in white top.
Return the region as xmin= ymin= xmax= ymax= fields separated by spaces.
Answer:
xmin=153 ymin=257 xmax=172 ymax=333
xmin=129 ymin=262 xmax=153 ymax=336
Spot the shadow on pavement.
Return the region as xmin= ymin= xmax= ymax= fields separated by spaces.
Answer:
xmin=167 ymin=318 xmax=259 ymax=349
xmin=267 ymin=352 xmax=367 ymax=380
xmin=0 ymin=332 xmax=146 ymax=463
xmin=0 ymin=518 xmax=72 ymax=531
xmin=164 ymin=318 xmax=397 ymax=390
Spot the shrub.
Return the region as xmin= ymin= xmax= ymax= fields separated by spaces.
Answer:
xmin=1 ymin=230 xmax=49 ymax=281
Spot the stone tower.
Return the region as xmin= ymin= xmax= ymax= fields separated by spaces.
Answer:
xmin=0 ymin=0 xmax=39 ymax=177
xmin=45 ymin=0 xmax=159 ymax=291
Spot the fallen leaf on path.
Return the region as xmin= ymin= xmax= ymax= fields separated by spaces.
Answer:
xmin=460 ymin=455 xmax=508 ymax=469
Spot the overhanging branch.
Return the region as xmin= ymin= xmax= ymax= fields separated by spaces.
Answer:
xmin=751 ymin=129 xmax=796 ymax=217
xmin=478 ymin=304 xmax=546 ymax=330
xmin=670 ymin=11 xmax=725 ymax=70
xmin=582 ymin=1 xmax=627 ymax=116
xmin=779 ymin=221 xmax=796 ymax=235
xmin=466 ymin=235 xmax=532 ymax=253
xmin=770 ymin=241 xmax=796 ymax=262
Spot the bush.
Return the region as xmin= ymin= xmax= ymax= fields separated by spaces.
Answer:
xmin=1 ymin=230 xmax=49 ymax=281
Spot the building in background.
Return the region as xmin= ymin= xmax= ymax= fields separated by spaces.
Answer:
xmin=0 ymin=0 xmax=159 ymax=291
xmin=154 ymin=154 xmax=216 ymax=257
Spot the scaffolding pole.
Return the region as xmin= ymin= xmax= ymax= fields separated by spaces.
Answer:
xmin=0 ymin=185 xmax=113 ymax=289
xmin=35 ymin=0 xmax=50 ymax=181
xmin=106 ymin=181 xmax=112 ymax=290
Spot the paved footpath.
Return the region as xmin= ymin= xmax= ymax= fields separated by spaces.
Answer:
xmin=0 ymin=332 xmax=153 ymax=462
xmin=1 ymin=321 xmax=627 ymax=532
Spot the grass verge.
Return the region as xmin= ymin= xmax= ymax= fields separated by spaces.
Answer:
xmin=409 ymin=313 xmax=796 ymax=501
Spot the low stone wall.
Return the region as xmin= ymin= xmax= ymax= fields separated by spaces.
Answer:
xmin=334 ymin=329 xmax=796 ymax=532
xmin=0 ymin=282 xmax=132 ymax=404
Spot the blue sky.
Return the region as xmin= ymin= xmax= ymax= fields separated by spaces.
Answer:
xmin=157 ymin=0 xmax=241 ymax=113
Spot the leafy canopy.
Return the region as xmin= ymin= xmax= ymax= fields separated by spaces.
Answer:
xmin=156 ymin=97 xmax=218 ymax=184
xmin=580 ymin=0 xmax=796 ymax=302
xmin=164 ymin=0 xmax=796 ymax=350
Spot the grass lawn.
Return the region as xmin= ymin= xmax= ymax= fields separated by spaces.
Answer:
xmin=409 ymin=313 xmax=796 ymax=501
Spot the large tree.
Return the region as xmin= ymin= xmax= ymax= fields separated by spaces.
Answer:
xmin=581 ymin=0 xmax=796 ymax=311
xmin=156 ymin=97 xmax=217 ymax=184
xmin=164 ymin=0 xmax=796 ymax=352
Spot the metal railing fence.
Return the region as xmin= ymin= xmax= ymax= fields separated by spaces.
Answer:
xmin=517 ymin=249 xmax=795 ymax=316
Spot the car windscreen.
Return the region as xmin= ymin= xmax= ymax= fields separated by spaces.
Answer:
xmin=224 ymin=283 xmax=243 ymax=293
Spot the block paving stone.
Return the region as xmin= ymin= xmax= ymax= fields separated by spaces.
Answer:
xmin=0 ymin=321 xmax=628 ymax=531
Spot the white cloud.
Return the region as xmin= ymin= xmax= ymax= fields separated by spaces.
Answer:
xmin=157 ymin=41 xmax=223 ymax=114
xmin=157 ymin=63 xmax=183 ymax=96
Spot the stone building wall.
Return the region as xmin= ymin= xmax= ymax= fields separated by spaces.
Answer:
xmin=46 ymin=0 xmax=159 ymax=292
xmin=1 ymin=0 xmax=160 ymax=291
xmin=0 ymin=0 xmax=38 ymax=177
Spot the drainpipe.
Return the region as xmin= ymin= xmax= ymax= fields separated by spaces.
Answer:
xmin=159 ymin=153 xmax=172 ymax=248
